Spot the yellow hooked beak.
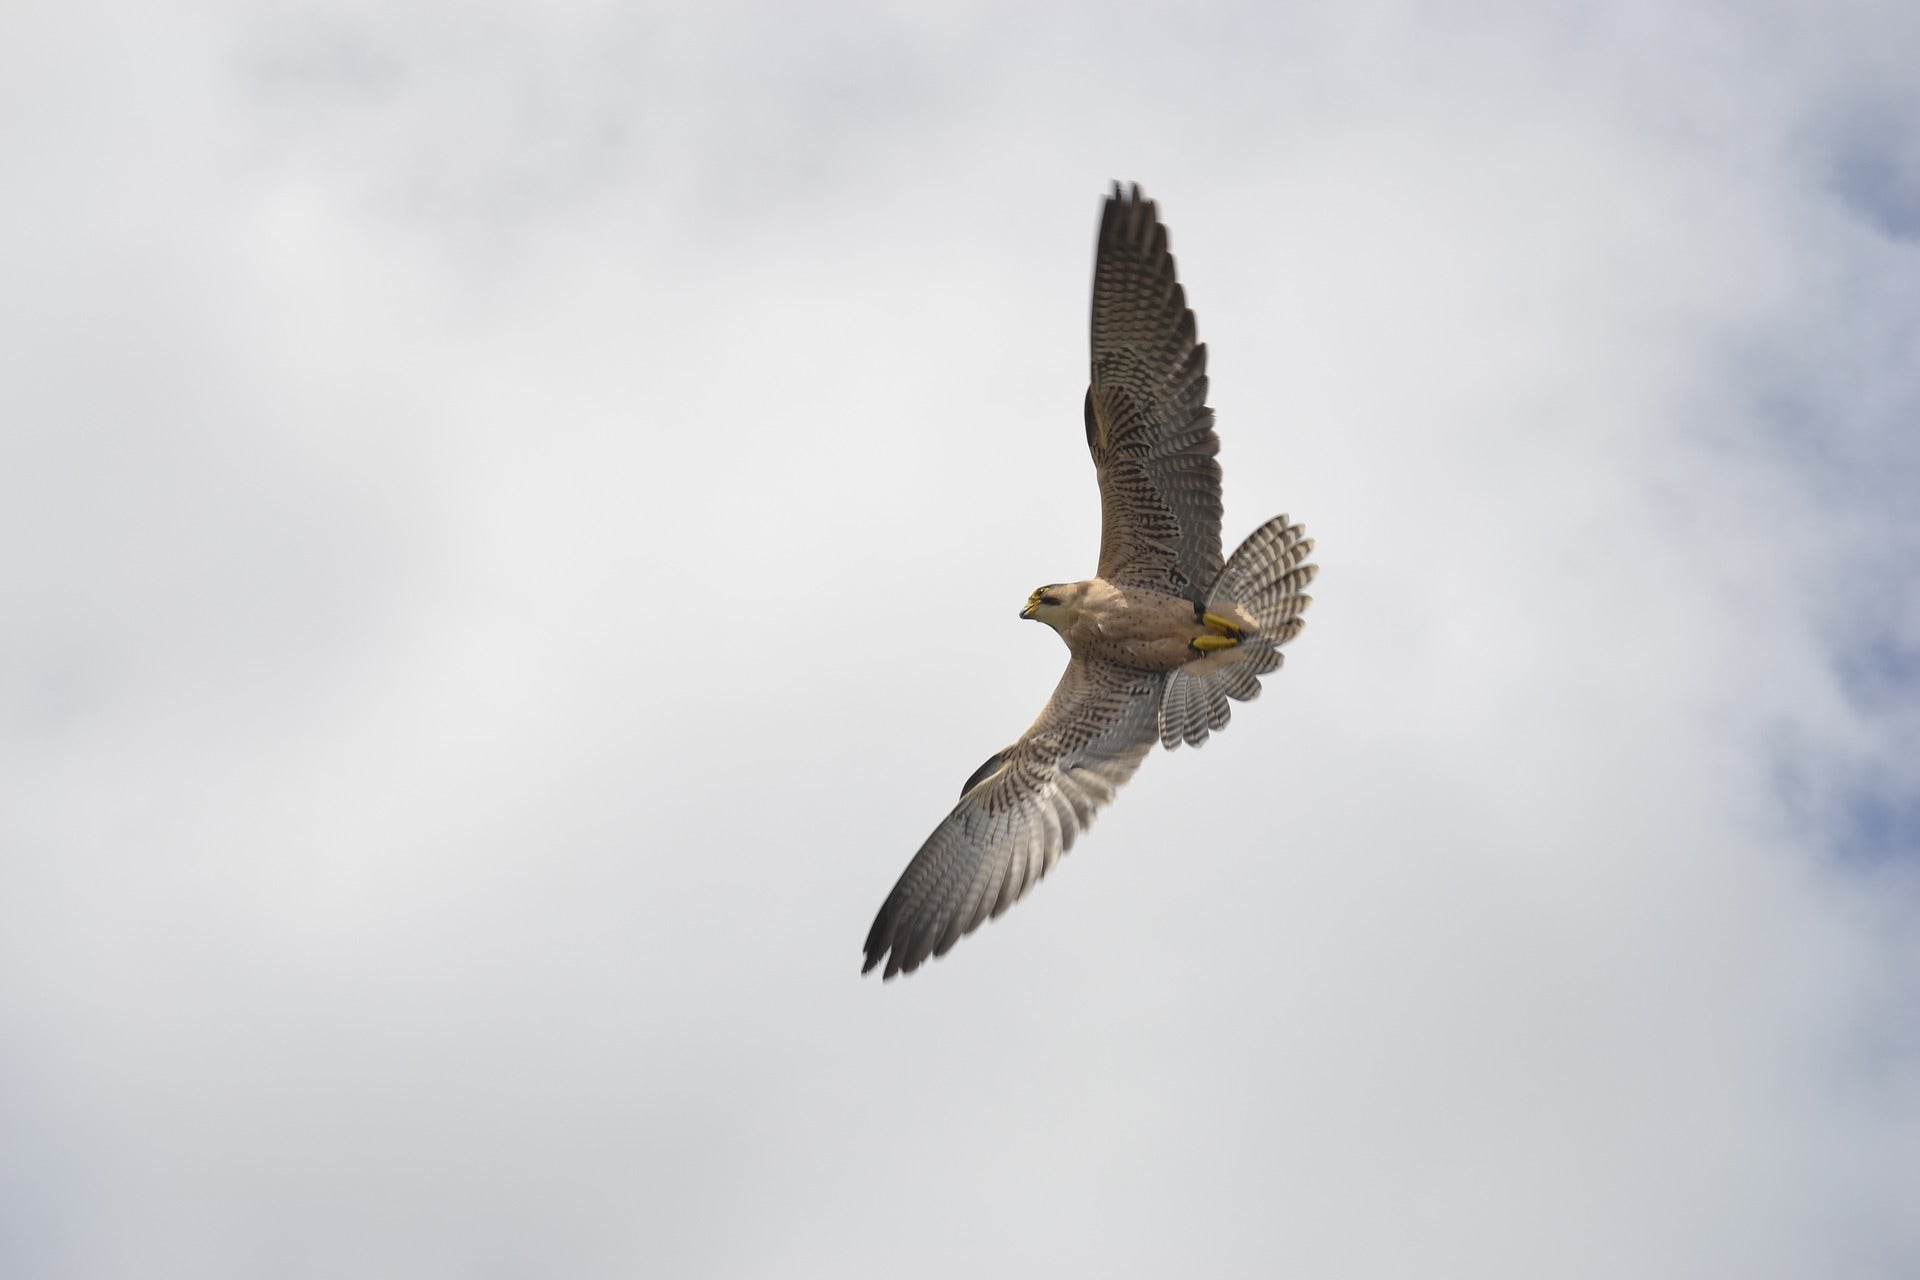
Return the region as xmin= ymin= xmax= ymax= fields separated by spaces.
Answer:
xmin=1019 ymin=599 xmax=1039 ymax=620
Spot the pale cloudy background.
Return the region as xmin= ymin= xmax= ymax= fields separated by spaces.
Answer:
xmin=3 ymin=1 xmax=1918 ymax=1276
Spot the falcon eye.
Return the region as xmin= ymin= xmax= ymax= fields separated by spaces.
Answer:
xmin=1042 ymin=594 xmax=1061 ymax=606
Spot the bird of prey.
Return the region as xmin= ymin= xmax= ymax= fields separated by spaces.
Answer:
xmin=861 ymin=183 xmax=1316 ymax=979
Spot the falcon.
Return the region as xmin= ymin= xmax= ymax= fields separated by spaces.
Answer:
xmin=862 ymin=183 xmax=1316 ymax=979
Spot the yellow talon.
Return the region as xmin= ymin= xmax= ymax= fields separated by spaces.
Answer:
xmin=1200 ymin=612 xmax=1243 ymax=638
xmin=1190 ymin=633 xmax=1239 ymax=653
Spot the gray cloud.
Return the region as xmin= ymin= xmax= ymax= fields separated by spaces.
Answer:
xmin=2 ymin=2 xmax=1917 ymax=1277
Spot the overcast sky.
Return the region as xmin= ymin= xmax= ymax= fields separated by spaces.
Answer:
xmin=3 ymin=2 xmax=1918 ymax=1277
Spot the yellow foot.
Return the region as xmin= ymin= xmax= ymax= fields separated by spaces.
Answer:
xmin=1200 ymin=612 xmax=1243 ymax=638
xmin=1189 ymin=633 xmax=1240 ymax=654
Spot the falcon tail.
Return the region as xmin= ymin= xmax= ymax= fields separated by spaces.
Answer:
xmin=1158 ymin=515 xmax=1316 ymax=749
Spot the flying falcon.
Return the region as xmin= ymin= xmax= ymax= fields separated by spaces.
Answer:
xmin=862 ymin=183 xmax=1316 ymax=979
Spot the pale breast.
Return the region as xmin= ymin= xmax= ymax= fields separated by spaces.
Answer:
xmin=1064 ymin=579 xmax=1206 ymax=672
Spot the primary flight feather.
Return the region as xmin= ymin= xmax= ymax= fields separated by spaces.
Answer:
xmin=862 ymin=183 xmax=1317 ymax=979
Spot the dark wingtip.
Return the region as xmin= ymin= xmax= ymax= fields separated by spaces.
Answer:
xmin=1106 ymin=182 xmax=1152 ymax=216
xmin=862 ymin=906 xmax=890 ymax=975
xmin=863 ymin=943 xmax=908 ymax=980
xmin=863 ymin=906 xmax=918 ymax=979
xmin=1098 ymin=182 xmax=1166 ymax=262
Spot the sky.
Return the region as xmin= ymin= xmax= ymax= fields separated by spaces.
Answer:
xmin=3 ymin=1 xmax=1918 ymax=1276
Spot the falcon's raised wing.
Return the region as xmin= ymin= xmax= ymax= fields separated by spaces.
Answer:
xmin=1086 ymin=184 xmax=1225 ymax=601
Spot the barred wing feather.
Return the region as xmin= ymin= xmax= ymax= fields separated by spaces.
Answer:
xmin=1086 ymin=183 xmax=1225 ymax=600
xmin=862 ymin=657 xmax=1165 ymax=979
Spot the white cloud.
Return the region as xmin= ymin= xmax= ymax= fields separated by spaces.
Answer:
xmin=2 ymin=2 xmax=1916 ymax=1277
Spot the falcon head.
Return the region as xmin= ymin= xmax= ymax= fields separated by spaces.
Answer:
xmin=1020 ymin=583 xmax=1082 ymax=627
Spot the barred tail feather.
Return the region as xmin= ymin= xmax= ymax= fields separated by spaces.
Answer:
xmin=1158 ymin=515 xmax=1316 ymax=750
xmin=1213 ymin=514 xmax=1316 ymax=634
